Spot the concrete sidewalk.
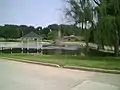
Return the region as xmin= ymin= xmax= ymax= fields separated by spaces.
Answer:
xmin=0 ymin=59 xmax=120 ymax=90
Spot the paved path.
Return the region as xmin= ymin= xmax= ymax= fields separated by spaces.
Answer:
xmin=0 ymin=59 xmax=120 ymax=90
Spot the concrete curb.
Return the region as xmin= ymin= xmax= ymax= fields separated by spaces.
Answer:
xmin=1 ymin=57 xmax=60 ymax=68
xmin=63 ymin=65 xmax=120 ymax=74
xmin=1 ymin=57 xmax=120 ymax=74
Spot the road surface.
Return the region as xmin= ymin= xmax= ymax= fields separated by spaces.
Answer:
xmin=0 ymin=59 xmax=120 ymax=90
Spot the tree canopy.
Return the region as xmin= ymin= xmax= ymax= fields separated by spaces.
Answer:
xmin=65 ymin=0 xmax=120 ymax=56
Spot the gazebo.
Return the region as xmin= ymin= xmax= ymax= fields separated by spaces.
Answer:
xmin=22 ymin=31 xmax=42 ymax=53
xmin=23 ymin=31 xmax=41 ymax=39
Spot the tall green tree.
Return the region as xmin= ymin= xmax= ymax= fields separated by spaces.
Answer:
xmin=65 ymin=0 xmax=94 ymax=55
xmin=95 ymin=0 xmax=120 ymax=56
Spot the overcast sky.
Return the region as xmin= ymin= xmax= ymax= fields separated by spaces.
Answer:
xmin=0 ymin=0 xmax=65 ymax=27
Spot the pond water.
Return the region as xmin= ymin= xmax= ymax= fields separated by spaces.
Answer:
xmin=0 ymin=42 xmax=83 ymax=55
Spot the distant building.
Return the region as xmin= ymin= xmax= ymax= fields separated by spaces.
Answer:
xmin=62 ymin=35 xmax=76 ymax=41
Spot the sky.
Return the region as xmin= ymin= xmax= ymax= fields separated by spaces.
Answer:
xmin=0 ymin=0 xmax=65 ymax=27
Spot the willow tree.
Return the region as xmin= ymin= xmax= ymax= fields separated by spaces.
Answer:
xmin=94 ymin=0 xmax=120 ymax=56
xmin=65 ymin=0 xmax=94 ymax=55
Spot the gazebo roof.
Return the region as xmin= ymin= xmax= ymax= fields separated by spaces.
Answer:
xmin=23 ymin=31 xmax=41 ymax=38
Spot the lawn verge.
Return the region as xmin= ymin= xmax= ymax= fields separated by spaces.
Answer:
xmin=0 ymin=53 xmax=120 ymax=74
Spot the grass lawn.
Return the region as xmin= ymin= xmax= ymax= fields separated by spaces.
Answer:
xmin=0 ymin=53 xmax=120 ymax=70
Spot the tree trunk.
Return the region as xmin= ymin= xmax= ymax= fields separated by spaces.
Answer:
xmin=114 ymin=39 xmax=119 ymax=57
xmin=81 ymin=22 xmax=84 ymax=31
xmin=85 ymin=22 xmax=89 ymax=55
xmin=97 ymin=45 xmax=100 ymax=51
xmin=114 ymin=30 xmax=119 ymax=57
xmin=85 ymin=40 xmax=89 ymax=55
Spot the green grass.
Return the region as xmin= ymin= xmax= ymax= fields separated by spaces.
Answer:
xmin=0 ymin=53 xmax=120 ymax=70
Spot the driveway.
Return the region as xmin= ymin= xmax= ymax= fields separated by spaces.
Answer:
xmin=0 ymin=59 xmax=120 ymax=90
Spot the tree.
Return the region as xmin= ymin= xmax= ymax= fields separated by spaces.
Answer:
xmin=48 ymin=24 xmax=59 ymax=31
xmin=47 ymin=30 xmax=58 ymax=40
xmin=1 ymin=25 xmax=20 ymax=39
xmin=0 ymin=24 xmax=41 ymax=39
xmin=40 ymin=27 xmax=50 ymax=39
xmin=65 ymin=0 xmax=94 ymax=55
xmin=94 ymin=0 xmax=120 ymax=56
xmin=36 ymin=26 xmax=42 ymax=31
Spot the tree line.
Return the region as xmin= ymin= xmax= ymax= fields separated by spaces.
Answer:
xmin=0 ymin=24 xmax=82 ymax=40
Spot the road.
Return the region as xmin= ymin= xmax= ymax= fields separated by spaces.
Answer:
xmin=0 ymin=59 xmax=120 ymax=90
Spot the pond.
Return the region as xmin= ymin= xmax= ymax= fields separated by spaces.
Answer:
xmin=0 ymin=42 xmax=83 ymax=55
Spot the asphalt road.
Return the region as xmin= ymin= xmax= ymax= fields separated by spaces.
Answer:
xmin=0 ymin=59 xmax=120 ymax=90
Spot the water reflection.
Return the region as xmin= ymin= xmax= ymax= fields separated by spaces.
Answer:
xmin=0 ymin=42 xmax=83 ymax=55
